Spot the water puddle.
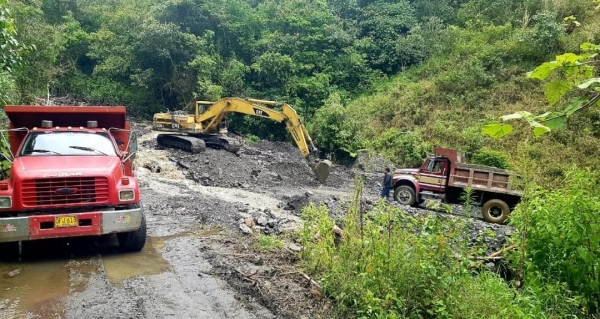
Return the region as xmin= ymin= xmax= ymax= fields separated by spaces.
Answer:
xmin=0 ymin=226 xmax=222 ymax=317
xmin=100 ymin=227 xmax=221 ymax=283
xmin=100 ymin=236 xmax=172 ymax=283
xmin=0 ymin=254 xmax=97 ymax=319
xmin=156 ymin=226 xmax=223 ymax=241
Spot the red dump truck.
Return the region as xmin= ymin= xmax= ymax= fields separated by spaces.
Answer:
xmin=0 ymin=105 xmax=146 ymax=251
xmin=392 ymin=147 xmax=523 ymax=224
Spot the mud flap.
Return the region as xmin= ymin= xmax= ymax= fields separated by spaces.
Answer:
xmin=311 ymin=160 xmax=332 ymax=183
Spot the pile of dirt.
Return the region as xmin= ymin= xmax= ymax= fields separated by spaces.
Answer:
xmin=200 ymin=233 xmax=333 ymax=319
xmin=161 ymin=139 xmax=354 ymax=190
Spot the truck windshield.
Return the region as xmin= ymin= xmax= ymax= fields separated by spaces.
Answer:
xmin=19 ymin=132 xmax=117 ymax=156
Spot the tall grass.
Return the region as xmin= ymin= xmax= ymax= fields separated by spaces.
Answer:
xmin=299 ymin=176 xmax=587 ymax=318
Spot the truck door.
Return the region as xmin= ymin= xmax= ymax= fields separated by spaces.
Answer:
xmin=416 ymin=158 xmax=449 ymax=193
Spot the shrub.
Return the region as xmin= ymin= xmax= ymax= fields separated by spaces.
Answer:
xmin=509 ymin=167 xmax=600 ymax=313
xmin=470 ymin=148 xmax=510 ymax=169
xmin=369 ymin=128 xmax=432 ymax=167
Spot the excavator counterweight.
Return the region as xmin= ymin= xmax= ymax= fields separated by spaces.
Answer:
xmin=152 ymin=97 xmax=332 ymax=183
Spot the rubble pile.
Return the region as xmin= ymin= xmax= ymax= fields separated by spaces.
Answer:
xmin=235 ymin=206 xmax=295 ymax=235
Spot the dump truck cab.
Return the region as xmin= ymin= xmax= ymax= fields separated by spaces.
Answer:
xmin=0 ymin=105 xmax=146 ymax=251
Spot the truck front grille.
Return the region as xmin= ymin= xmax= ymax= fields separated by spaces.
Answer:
xmin=22 ymin=177 xmax=110 ymax=207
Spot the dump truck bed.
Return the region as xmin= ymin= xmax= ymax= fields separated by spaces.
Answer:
xmin=449 ymin=162 xmax=522 ymax=196
xmin=4 ymin=105 xmax=127 ymax=128
xmin=3 ymin=105 xmax=130 ymax=156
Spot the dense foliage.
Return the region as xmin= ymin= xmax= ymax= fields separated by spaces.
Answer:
xmin=509 ymin=168 xmax=600 ymax=314
xmin=300 ymin=176 xmax=594 ymax=318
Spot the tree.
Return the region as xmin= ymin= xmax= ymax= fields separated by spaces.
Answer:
xmin=0 ymin=0 xmax=21 ymax=105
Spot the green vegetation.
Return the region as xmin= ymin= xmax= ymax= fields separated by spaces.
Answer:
xmin=256 ymin=232 xmax=283 ymax=251
xmin=300 ymin=176 xmax=596 ymax=318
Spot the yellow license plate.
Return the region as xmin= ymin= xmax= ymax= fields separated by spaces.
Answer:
xmin=55 ymin=216 xmax=78 ymax=227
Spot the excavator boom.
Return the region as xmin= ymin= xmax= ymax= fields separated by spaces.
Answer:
xmin=152 ymin=97 xmax=332 ymax=183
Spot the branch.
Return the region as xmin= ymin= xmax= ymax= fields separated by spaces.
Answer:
xmin=541 ymin=92 xmax=600 ymax=124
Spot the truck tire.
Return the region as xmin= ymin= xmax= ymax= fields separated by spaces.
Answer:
xmin=394 ymin=185 xmax=416 ymax=206
xmin=482 ymin=199 xmax=510 ymax=224
xmin=117 ymin=213 xmax=147 ymax=252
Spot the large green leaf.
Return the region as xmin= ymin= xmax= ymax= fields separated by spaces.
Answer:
xmin=544 ymin=78 xmax=571 ymax=105
xmin=564 ymin=98 xmax=587 ymax=116
xmin=543 ymin=116 xmax=567 ymax=130
xmin=501 ymin=111 xmax=533 ymax=121
xmin=481 ymin=124 xmax=513 ymax=139
xmin=555 ymin=52 xmax=582 ymax=64
xmin=578 ymin=78 xmax=600 ymax=89
xmin=527 ymin=61 xmax=560 ymax=80
xmin=531 ymin=121 xmax=551 ymax=137
xmin=580 ymin=42 xmax=600 ymax=51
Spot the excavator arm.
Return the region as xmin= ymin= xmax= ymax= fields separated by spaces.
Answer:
xmin=195 ymin=97 xmax=331 ymax=182
xmin=195 ymin=98 xmax=317 ymax=157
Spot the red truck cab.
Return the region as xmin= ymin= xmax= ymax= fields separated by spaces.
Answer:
xmin=0 ymin=105 xmax=146 ymax=251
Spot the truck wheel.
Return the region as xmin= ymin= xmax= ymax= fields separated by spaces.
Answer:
xmin=482 ymin=199 xmax=510 ymax=224
xmin=394 ymin=186 xmax=416 ymax=206
xmin=117 ymin=213 xmax=147 ymax=252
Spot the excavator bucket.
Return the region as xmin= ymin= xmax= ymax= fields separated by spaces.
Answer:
xmin=311 ymin=160 xmax=333 ymax=183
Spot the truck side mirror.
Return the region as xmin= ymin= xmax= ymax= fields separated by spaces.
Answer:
xmin=0 ymin=152 xmax=12 ymax=163
xmin=129 ymin=132 xmax=138 ymax=153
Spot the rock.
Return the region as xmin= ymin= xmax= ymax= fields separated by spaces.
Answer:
xmin=143 ymin=161 xmax=162 ymax=173
xmin=332 ymin=225 xmax=343 ymax=236
xmin=6 ymin=268 xmax=21 ymax=277
xmin=239 ymin=223 xmax=253 ymax=234
xmin=305 ymin=191 xmax=313 ymax=197
xmin=272 ymin=173 xmax=283 ymax=181
xmin=288 ymin=243 xmax=302 ymax=252
xmin=256 ymin=216 xmax=267 ymax=226
xmin=238 ymin=213 xmax=252 ymax=219
xmin=244 ymin=218 xmax=254 ymax=227
xmin=267 ymin=219 xmax=277 ymax=228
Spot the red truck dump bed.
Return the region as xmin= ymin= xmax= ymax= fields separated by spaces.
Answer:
xmin=4 ymin=105 xmax=130 ymax=156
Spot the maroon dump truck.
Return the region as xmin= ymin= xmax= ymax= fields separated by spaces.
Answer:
xmin=392 ymin=147 xmax=523 ymax=224
xmin=0 ymin=105 xmax=146 ymax=251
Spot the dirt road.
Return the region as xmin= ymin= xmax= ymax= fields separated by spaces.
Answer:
xmin=0 ymin=123 xmax=512 ymax=319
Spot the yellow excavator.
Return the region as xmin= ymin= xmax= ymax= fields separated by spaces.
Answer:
xmin=152 ymin=97 xmax=333 ymax=183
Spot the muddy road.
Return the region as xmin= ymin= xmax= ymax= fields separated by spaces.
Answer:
xmin=0 ymin=122 xmax=512 ymax=319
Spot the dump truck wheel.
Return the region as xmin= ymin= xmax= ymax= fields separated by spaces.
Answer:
xmin=394 ymin=185 xmax=416 ymax=206
xmin=118 ymin=213 xmax=147 ymax=252
xmin=482 ymin=199 xmax=510 ymax=224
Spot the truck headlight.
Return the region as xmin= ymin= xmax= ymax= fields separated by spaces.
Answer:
xmin=119 ymin=190 xmax=135 ymax=201
xmin=0 ymin=196 xmax=12 ymax=208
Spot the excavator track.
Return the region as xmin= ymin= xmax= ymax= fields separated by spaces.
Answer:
xmin=157 ymin=134 xmax=207 ymax=153
xmin=191 ymin=134 xmax=242 ymax=153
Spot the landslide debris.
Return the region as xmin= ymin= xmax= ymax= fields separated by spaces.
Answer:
xmin=128 ymin=121 xmax=516 ymax=317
